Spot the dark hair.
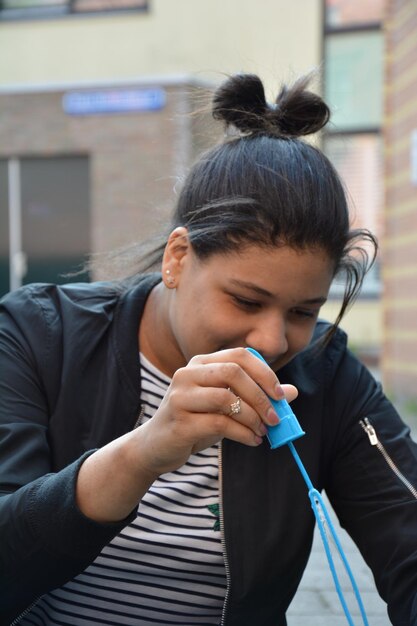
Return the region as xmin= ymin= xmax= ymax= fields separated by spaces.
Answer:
xmin=170 ymin=73 xmax=377 ymax=336
xmin=94 ymin=72 xmax=376 ymax=337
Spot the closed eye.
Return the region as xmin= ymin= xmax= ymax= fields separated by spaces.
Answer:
xmin=233 ymin=296 xmax=262 ymax=311
xmin=291 ymin=308 xmax=318 ymax=319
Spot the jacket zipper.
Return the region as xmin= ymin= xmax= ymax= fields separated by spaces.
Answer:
xmin=359 ymin=417 xmax=417 ymax=499
xmin=133 ymin=405 xmax=145 ymax=429
xmin=9 ymin=598 xmax=41 ymax=625
xmin=219 ymin=443 xmax=231 ymax=626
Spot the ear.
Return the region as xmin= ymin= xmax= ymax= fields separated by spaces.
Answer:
xmin=161 ymin=227 xmax=190 ymax=289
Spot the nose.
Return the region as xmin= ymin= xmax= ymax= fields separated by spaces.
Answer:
xmin=245 ymin=313 xmax=288 ymax=364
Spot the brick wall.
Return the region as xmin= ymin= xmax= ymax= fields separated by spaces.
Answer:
xmin=0 ymin=80 xmax=218 ymax=280
xmin=382 ymin=0 xmax=417 ymax=399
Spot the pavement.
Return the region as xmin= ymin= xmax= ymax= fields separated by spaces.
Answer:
xmin=287 ymin=410 xmax=417 ymax=626
xmin=286 ymin=495 xmax=391 ymax=626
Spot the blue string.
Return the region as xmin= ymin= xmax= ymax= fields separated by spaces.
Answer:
xmin=287 ymin=441 xmax=369 ymax=626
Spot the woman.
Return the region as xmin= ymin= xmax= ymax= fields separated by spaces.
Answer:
xmin=1 ymin=73 xmax=417 ymax=626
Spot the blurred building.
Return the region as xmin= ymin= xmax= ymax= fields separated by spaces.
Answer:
xmin=0 ymin=78 xmax=219 ymax=289
xmin=320 ymin=0 xmax=385 ymax=371
xmin=382 ymin=0 xmax=417 ymax=402
xmin=0 ymin=0 xmax=322 ymax=295
xmin=0 ymin=0 xmax=389 ymax=381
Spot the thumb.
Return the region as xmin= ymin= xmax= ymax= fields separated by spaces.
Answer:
xmin=281 ymin=384 xmax=298 ymax=404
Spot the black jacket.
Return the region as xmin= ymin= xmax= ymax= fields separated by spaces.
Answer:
xmin=1 ymin=276 xmax=417 ymax=625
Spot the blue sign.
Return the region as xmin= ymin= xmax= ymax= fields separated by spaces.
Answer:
xmin=62 ymin=87 xmax=166 ymax=115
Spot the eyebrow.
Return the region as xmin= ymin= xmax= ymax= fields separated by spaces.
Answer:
xmin=229 ymin=279 xmax=328 ymax=305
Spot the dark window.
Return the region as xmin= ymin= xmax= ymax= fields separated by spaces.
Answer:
xmin=0 ymin=155 xmax=90 ymax=298
xmin=20 ymin=156 xmax=90 ymax=286
xmin=0 ymin=0 xmax=148 ymax=20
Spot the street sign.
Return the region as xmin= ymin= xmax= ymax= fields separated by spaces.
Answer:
xmin=62 ymin=87 xmax=166 ymax=115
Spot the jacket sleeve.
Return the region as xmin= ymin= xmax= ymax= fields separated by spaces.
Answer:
xmin=0 ymin=288 xmax=135 ymax=624
xmin=324 ymin=348 xmax=417 ymax=626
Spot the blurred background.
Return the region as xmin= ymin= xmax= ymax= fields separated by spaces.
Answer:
xmin=0 ymin=2 xmax=416 ymax=623
xmin=0 ymin=0 xmax=416 ymax=411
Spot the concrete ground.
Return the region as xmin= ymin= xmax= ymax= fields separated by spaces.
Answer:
xmin=287 ymin=410 xmax=417 ymax=626
xmin=287 ymin=495 xmax=391 ymax=626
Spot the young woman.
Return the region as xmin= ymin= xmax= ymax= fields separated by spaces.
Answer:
xmin=1 ymin=73 xmax=417 ymax=626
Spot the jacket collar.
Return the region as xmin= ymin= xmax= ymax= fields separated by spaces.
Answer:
xmin=111 ymin=273 xmax=162 ymax=401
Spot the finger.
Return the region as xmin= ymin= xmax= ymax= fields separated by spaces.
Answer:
xmin=220 ymin=391 xmax=268 ymax=439
xmin=225 ymin=395 xmax=268 ymax=439
xmin=282 ymin=384 xmax=298 ymax=404
xmin=169 ymin=383 xmax=267 ymax=438
xmin=190 ymin=347 xmax=283 ymax=401
xmin=227 ymin=395 xmax=242 ymax=417
xmin=190 ymin=411 xmax=263 ymax=448
xmin=157 ymin=389 xmax=264 ymax=449
xmin=174 ymin=361 xmax=278 ymax=427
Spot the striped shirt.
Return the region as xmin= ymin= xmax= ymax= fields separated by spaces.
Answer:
xmin=22 ymin=354 xmax=226 ymax=625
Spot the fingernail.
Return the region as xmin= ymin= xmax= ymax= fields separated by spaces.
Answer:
xmin=267 ymin=407 xmax=280 ymax=425
xmin=259 ymin=423 xmax=268 ymax=436
xmin=254 ymin=436 xmax=263 ymax=446
xmin=275 ymin=383 xmax=284 ymax=399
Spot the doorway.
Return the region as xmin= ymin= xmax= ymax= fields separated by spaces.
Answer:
xmin=0 ymin=155 xmax=90 ymax=298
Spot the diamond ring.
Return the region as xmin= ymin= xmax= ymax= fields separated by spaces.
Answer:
xmin=228 ymin=396 xmax=241 ymax=416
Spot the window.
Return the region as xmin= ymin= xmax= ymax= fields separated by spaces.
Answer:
xmin=323 ymin=0 xmax=384 ymax=299
xmin=324 ymin=133 xmax=383 ymax=298
xmin=0 ymin=0 xmax=148 ymax=20
xmin=73 ymin=0 xmax=147 ymax=12
xmin=0 ymin=156 xmax=90 ymax=297
xmin=325 ymin=31 xmax=383 ymax=131
xmin=324 ymin=133 xmax=383 ymax=235
xmin=325 ymin=0 xmax=385 ymax=29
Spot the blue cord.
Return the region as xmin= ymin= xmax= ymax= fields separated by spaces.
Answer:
xmin=288 ymin=441 xmax=369 ymax=626
xmin=245 ymin=348 xmax=369 ymax=624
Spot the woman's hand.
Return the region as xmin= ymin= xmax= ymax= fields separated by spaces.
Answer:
xmin=136 ymin=347 xmax=298 ymax=475
xmin=76 ymin=348 xmax=297 ymax=523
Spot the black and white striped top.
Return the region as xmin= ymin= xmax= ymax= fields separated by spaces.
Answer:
xmin=22 ymin=354 xmax=226 ymax=625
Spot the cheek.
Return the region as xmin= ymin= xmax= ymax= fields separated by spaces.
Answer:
xmin=288 ymin=324 xmax=316 ymax=354
xmin=182 ymin=309 xmax=246 ymax=356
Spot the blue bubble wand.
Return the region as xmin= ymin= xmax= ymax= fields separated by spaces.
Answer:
xmin=247 ymin=348 xmax=369 ymax=626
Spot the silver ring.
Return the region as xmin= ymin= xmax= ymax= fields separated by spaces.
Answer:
xmin=228 ymin=396 xmax=241 ymax=416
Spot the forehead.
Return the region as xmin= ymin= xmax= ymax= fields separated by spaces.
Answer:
xmin=196 ymin=244 xmax=334 ymax=296
xmin=201 ymin=243 xmax=333 ymax=271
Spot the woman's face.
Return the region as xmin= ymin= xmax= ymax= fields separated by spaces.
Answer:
xmin=155 ymin=230 xmax=335 ymax=374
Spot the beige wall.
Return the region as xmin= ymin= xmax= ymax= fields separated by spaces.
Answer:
xmin=0 ymin=1 xmax=322 ymax=91
xmin=321 ymin=299 xmax=382 ymax=361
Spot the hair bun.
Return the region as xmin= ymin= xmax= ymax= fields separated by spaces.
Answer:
xmin=212 ymin=74 xmax=268 ymax=132
xmin=212 ymin=72 xmax=330 ymax=137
